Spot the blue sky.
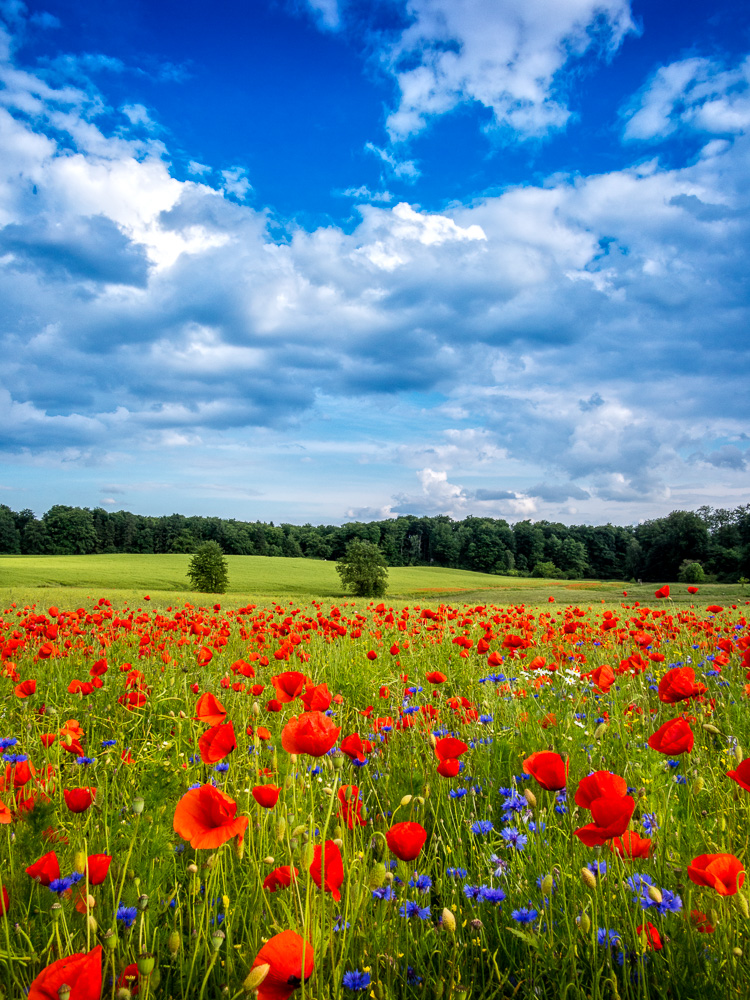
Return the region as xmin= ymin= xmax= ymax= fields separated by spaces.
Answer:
xmin=1 ymin=0 xmax=749 ymax=526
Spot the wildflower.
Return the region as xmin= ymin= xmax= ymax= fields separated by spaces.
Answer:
xmin=282 ymin=712 xmax=341 ymax=757
xmin=309 ymin=841 xmax=344 ymax=901
xmin=479 ymin=886 xmax=506 ymax=905
xmin=500 ymin=826 xmax=527 ymax=850
xmin=511 ymin=906 xmax=538 ymax=924
xmin=400 ymin=901 xmax=431 ymax=919
xmin=372 ymin=884 xmax=396 ymax=901
xmin=637 ymin=922 xmax=663 ymax=950
xmin=252 ymin=785 xmax=281 ymax=809
xmin=64 ymin=787 xmax=96 ymax=813
xmin=263 ymin=866 xmax=298 ymax=892
xmin=343 ymin=970 xmax=371 ymax=991
xmin=199 ymin=721 xmax=237 ymax=764
xmin=522 ymin=751 xmax=568 ymax=791
xmin=248 ymin=930 xmax=314 ymax=1000
xmin=471 ymin=820 xmax=494 ymax=836
xmin=49 ymin=877 xmax=74 ymax=895
xmin=27 ymin=944 xmax=102 ymax=1000
xmin=648 ymin=717 xmax=694 ymax=756
xmin=117 ymin=905 xmax=138 ymax=929
xmin=446 ymin=867 xmax=467 ymax=879
xmin=25 ymin=851 xmax=61 ymax=887
xmin=173 ymin=784 xmax=248 ymax=849
xmin=687 ymin=853 xmax=746 ymax=896
xmin=194 ymin=692 xmax=228 ymax=726
xmin=409 ymin=873 xmax=433 ymax=893
xmin=597 ymin=928 xmax=621 ymax=947
xmin=463 ymin=885 xmax=482 ymax=900
xmin=641 ymin=812 xmax=659 ymax=834
xmin=386 ymin=822 xmax=427 ymax=861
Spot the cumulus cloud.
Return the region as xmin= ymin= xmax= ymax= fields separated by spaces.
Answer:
xmin=373 ymin=0 xmax=635 ymax=141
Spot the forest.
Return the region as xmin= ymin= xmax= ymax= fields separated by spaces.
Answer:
xmin=0 ymin=503 xmax=748 ymax=582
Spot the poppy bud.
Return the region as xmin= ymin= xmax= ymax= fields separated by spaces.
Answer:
xmin=302 ymin=841 xmax=315 ymax=869
xmin=334 ymin=825 xmax=343 ymax=840
xmin=322 ymin=787 xmax=334 ymax=797
xmin=401 ymin=794 xmax=413 ymax=807
xmin=647 ymin=885 xmax=663 ymax=905
xmin=578 ymin=912 xmax=591 ymax=934
xmin=263 ymin=856 xmax=275 ymax=865
xmin=369 ymin=862 xmax=386 ymax=889
xmin=243 ymin=962 xmax=270 ymax=992
xmin=719 ymin=815 xmax=727 ymax=832
xmin=234 ymin=832 xmax=245 ymax=860
xmin=738 ymin=894 xmax=750 ymax=919
xmin=692 ymin=776 xmax=704 ymax=795
xmin=735 ymin=745 xmax=744 ymax=764
xmin=284 ymin=775 xmax=294 ymax=792
xmin=703 ymin=724 xmax=720 ymax=735
xmin=252 ymin=702 xmax=260 ymax=717
xmin=442 ymin=908 xmax=456 ymax=933
xmin=137 ymin=953 xmax=155 ymax=976
xmin=179 ymin=710 xmax=186 ymax=719
xmin=581 ymin=868 xmax=597 ymax=890
xmin=333 ymin=838 xmax=344 ymax=850
xmin=524 ymin=789 xmax=537 ymax=809
xmin=73 ymin=851 xmax=86 ymax=873
xmin=168 ymin=930 xmax=181 ymax=956
xmin=187 ymin=863 xmax=198 ymax=874
xmin=132 ymin=797 xmax=145 ymax=815
xmin=594 ymin=723 xmax=608 ymax=741
xmin=86 ymin=915 xmax=97 ymax=934
xmin=275 ymin=817 xmax=287 ymax=842
xmin=734 ymin=948 xmax=743 ymax=957
xmin=434 ymin=982 xmax=445 ymax=1000
xmin=540 ymin=874 xmax=554 ymax=896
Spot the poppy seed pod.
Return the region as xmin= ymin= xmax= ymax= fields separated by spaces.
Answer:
xmin=243 ymin=963 xmax=271 ymax=992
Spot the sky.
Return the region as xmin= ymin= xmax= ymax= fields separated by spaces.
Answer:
xmin=1 ymin=0 xmax=749 ymax=528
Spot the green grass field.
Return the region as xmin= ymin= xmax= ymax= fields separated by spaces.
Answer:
xmin=0 ymin=553 xmax=745 ymax=610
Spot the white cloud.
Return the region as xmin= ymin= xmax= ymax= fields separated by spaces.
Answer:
xmin=379 ymin=0 xmax=635 ymax=140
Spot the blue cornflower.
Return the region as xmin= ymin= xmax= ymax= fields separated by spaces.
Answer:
xmin=511 ymin=906 xmax=538 ymax=924
xmin=372 ymin=885 xmax=396 ymax=901
xmin=188 ymin=782 xmax=201 ymax=790
xmin=501 ymin=792 xmax=526 ymax=815
xmin=597 ymin=928 xmax=621 ymax=947
xmin=479 ymin=714 xmax=493 ymax=724
xmin=117 ymin=905 xmax=138 ymax=928
xmin=409 ymin=874 xmax=432 ymax=893
xmin=674 ymin=775 xmax=687 ymax=785
xmin=405 ymin=967 xmax=422 ymax=985
xmin=333 ymin=916 xmax=351 ymax=932
xmin=471 ymin=820 xmax=494 ymax=835
xmin=49 ymin=877 xmax=74 ymax=895
xmin=641 ymin=812 xmax=659 ymax=835
xmin=0 ymin=738 xmax=18 ymax=750
xmin=75 ymin=757 xmax=95 ymax=766
xmin=400 ymin=901 xmax=430 ymax=919
xmin=479 ymin=886 xmax=506 ymax=905
xmin=402 ymin=706 xmax=419 ymax=716
xmin=69 ymin=871 xmax=85 ymax=885
xmin=463 ymin=885 xmax=482 ymax=901
xmin=101 ymin=739 xmax=117 ymax=748
xmin=500 ymin=826 xmax=527 ymax=851
xmin=214 ymin=762 xmax=229 ymax=772
xmin=656 ymin=889 xmax=683 ymax=916
xmin=666 ymin=760 xmax=680 ymax=769
xmin=343 ymin=970 xmax=371 ymax=991
xmin=587 ymin=861 xmax=607 ymax=876
xmin=489 ymin=854 xmax=508 ymax=877
xmin=449 ymin=788 xmax=468 ymax=799
xmin=446 ymin=867 xmax=467 ymax=879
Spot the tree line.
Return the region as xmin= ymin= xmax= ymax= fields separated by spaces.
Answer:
xmin=0 ymin=503 xmax=748 ymax=582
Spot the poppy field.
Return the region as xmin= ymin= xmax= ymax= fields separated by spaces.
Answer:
xmin=2 ymin=588 xmax=750 ymax=1000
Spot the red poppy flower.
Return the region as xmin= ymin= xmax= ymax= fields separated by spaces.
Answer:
xmin=648 ymin=717 xmax=694 ymax=755
xmin=574 ymin=796 xmax=636 ymax=847
xmin=0 ymin=885 xmax=7 ymax=915
xmin=281 ymin=712 xmax=341 ymax=757
xmin=250 ymin=930 xmax=314 ymax=1000
xmin=301 ymin=682 xmax=332 ymax=712
xmin=116 ymin=963 xmax=140 ymax=995
xmin=690 ymin=910 xmax=715 ymax=933
xmin=434 ymin=737 xmax=468 ymax=761
xmin=263 ymin=866 xmax=298 ymax=892
xmin=25 ymin=850 xmax=60 ymax=887
xmin=198 ymin=721 xmax=237 ymax=764
xmin=637 ymin=923 xmax=662 ymax=951
xmin=86 ymin=854 xmax=112 ymax=886
xmin=173 ymin=784 xmax=248 ymax=849
xmin=522 ymin=751 xmax=568 ymax=791
xmin=426 ymin=671 xmax=447 ymax=684
xmin=687 ymin=586 xmax=699 ymax=595
xmin=654 ymin=585 xmax=670 ymax=599
xmin=272 ymin=671 xmax=309 ymax=704
xmin=267 ymin=699 xmax=283 ymax=712
xmin=658 ymin=667 xmax=705 ymax=704
xmin=611 ymin=830 xmax=653 ymax=860
xmin=197 ymin=647 xmax=213 ymax=666
xmin=231 ymin=659 xmax=256 ymax=678
xmin=582 ymin=665 xmax=614 ymax=694
xmin=40 ymin=733 xmax=56 ymax=748
xmin=437 ymin=759 xmax=461 ymax=777
xmin=15 ymin=679 xmax=36 ymax=698
xmin=309 ymin=840 xmax=344 ymax=901
xmin=706 ymin=605 xmax=723 ymax=614
xmin=366 ymin=651 xmax=377 ymax=661
xmin=64 ymin=788 xmax=96 ymax=813
xmin=194 ymin=692 xmax=227 ymax=726
xmin=27 ymin=944 xmax=102 ymax=1000
xmin=379 ymin=686 xmax=390 ymax=699
xmin=727 ymin=758 xmax=750 ymax=792
xmin=385 ymin=821 xmax=427 ymax=861
xmin=252 ymin=785 xmax=281 ymax=809
xmin=338 ymin=785 xmax=366 ymax=828
xmin=340 ymin=733 xmax=367 ymax=763
xmin=687 ymin=853 xmax=745 ymax=896
xmin=575 ymin=771 xmax=628 ymax=809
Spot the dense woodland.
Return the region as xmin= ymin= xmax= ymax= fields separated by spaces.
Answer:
xmin=1 ymin=503 xmax=749 ymax=583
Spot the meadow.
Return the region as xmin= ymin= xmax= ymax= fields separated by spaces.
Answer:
xmin=1 ymin=566 xmax=749 ymax=999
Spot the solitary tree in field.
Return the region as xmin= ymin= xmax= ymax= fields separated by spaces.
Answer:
xmin=336 ymin=539 xmax=388 ymax=597
xmin=187 ymin=541 xmax=229 ymax=593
